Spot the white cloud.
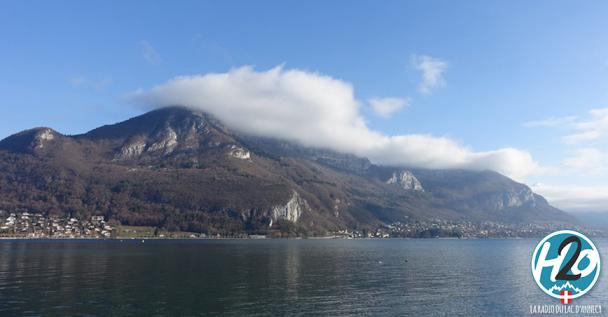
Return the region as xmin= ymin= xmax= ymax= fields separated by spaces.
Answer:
xmin=523 ymin=109 xmax=608 ymax=211
xmin=527 ymin=109 xmax=608 ymax=145
xmin=527 ymin=108 xmax=608 ymax=177
xmin=562 ymin=108 xmax=608 ymax=144
xmin=563 ymin=131 xmax=602 ymax=144
xmin=563 ymin=148 xmax=608 ymax=176
xmin=130 ymin=65 xmax=540 ymax=180
xmin=532 ymin=183 xmax=608 ymax=212
xmin=410 ymin=55 xmax=447 ymax=94
xmin=524 ymin=116 xmax=577 ymax=128
xmin=368 ymin=97 xmax=409 ymax=117
xmin=139 ymin=40 xmax=162 ymax=65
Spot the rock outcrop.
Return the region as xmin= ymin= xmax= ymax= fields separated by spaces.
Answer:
xmin=227 ymin=145 xmax=251 ymax=160
xmin=484 ymin=187 xmax=536 ymax=210
xmin=115 ymin=139 xmax=146 ymax=160
xmin=270 ymin=191 xmax=308 ymax=223
xmin=147 ymin=127 xmax=178 ymax=154
xmin=386 ymin=170 xmax=424 ymax=191
xmin=34 ymin=129 xmax=55 ymax=149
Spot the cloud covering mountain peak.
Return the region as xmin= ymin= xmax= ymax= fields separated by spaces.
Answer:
xmin=130 ymin=65 xmax=540 ymax=180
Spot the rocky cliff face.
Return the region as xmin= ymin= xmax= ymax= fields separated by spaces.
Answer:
xmin=115 ymin=138 xmax=146 ymax=160
xmin=34 ymin=129 xmax=56 ymax=149
xmin=227 ymin=145 xmax=251 ymax=160
xmin=482 ymin=186 xmax=536 ymax=210
xmin=386 ymin=170 xmax=424 ymax=191
xmin=147 ymin=127 xmax=179 ymax=154
xmin=270 ymin=191 xmax=308 ymax=223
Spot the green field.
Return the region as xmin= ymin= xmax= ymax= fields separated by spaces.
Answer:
xmin=115 ymin=226 xmax=201 ymax=238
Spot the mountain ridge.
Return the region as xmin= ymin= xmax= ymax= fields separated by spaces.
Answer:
xmin=0 ymin=106 xmax=575 ymax=236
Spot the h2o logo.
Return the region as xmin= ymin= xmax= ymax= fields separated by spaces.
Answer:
xmin=531 ymin=230 xmax=601 ymax=304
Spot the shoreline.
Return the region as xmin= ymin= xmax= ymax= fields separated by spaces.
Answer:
xmin=0 ymin=236 xmax=536 ymax=241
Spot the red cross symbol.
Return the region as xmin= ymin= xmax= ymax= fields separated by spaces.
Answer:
xmin=560 ymin=290 xmax=572 ymax=305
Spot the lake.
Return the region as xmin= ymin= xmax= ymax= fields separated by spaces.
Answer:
xmin=0 ymin=239 xmax=606 ymax=316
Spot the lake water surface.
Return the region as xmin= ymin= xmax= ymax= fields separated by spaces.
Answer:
xmin=0 ymin=239 xmax=606 ymax=316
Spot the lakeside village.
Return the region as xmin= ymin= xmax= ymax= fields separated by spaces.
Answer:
xmin=0 ymin=211 xmax=113 ymax=239
xmin=0 ymin=211 xmax=603 ymax=239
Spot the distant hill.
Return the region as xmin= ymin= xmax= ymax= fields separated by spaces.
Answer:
xmin=0 ymin=106 xmax=575 ymax=235
xmin=571 ymin=211 xmax=608 ymax=230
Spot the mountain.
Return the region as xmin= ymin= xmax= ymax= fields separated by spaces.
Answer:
xmin=0 ymin=106 xmax=574 ymax=236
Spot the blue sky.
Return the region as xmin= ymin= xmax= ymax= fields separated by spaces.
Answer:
xmin=2 ymin=1 xmax=608 ymax=211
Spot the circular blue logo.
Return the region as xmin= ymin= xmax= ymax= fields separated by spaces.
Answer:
xmin=531 ymin=230 xmax=601 ymax=302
